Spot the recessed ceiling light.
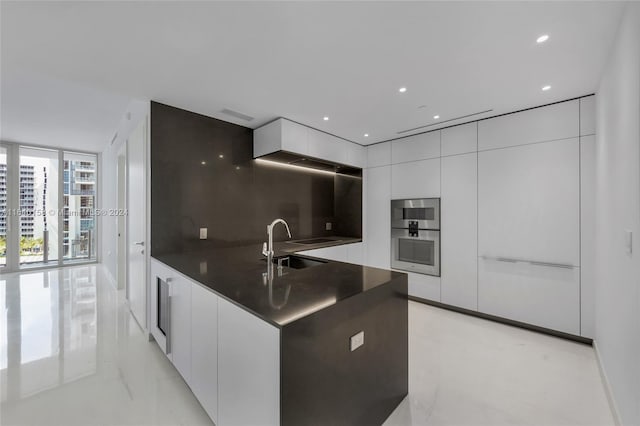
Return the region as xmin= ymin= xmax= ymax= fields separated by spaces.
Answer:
xmin=536 ymin=34 xmax=549 ymax=44
xmin=433 ymin=115 xmax=440 ymax=120
xmin=323 ymin=116 xmax=329 ymax=121
xmin=364 ymin=133 xmax=369 ymax=137
xmin=542 ymin=85 xmax=551 ymax=91
xmin=398 ymin=87 xmax=407 ymax=93
xmin=201 ymin=161 xmax=206 ymax=165
xmin=219 ymin=154 xmax=224 ymax=158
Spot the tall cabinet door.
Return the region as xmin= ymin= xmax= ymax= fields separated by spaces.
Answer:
xmin=191 ymin=283 xmax=218 ymax=423
xmin=478 ymin=138 xmax=580 ymax=335
xmin=366 ymin=166 xmax=391 ymax=269
xmin=170 ymin=275 xmax=192 ymax=384
xmin=441 ymin=153 xmax=478 ymax=310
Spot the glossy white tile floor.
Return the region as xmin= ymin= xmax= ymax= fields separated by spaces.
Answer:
xmin=1 ymin=265 xmax=614 ymax=426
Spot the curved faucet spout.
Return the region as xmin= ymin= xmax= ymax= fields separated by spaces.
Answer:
xmin=263 ymin=218 xmax=292 ymax=266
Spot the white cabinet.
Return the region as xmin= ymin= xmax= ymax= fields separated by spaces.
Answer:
xmin=391 ymin=158 xmax=440 ymax=199
xmin=441 ymin=153 xmax=477 ymax=311
xmin=580 ymin=135 xmax=596 ymax=338
xmin=253 ymin=118 xmax=309 ymax=158
xmin=580 ymin=95 xmax=596 ymax=136
xmin=478 ymin=99 xmax=579 ymax=151
xmin=191 ymin=283 xmax=218 ymax=423
xmin=478 ymin=257 xmax=580 ymax=335
xmin=308 ymin=131 xmax=348 ymax=165
xmin=366 ymin=166 xmax=391 ymax=269
xmin=171 ymin=275 xmax=192 ymax=385
xmin=406 ymin=272 xmax=440 ymax=302
xmin=478 ymin=138 xmax=580 ymax=266
xmin=391 ymin=131 xmax=440 ymax=164
xmin=254 ymin=118 xmax=364 ymax=168
xmin=367 ymin=142 xmax=391 ymax=168
xmin=347 ymin=242 xmax=365 ymax=265
xmin=441 ymin=122 xmax=477 ymax=156
xmin=218 ymin=298 xmax=280 ymax=426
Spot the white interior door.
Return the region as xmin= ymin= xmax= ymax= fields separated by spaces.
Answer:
xmin=127 ymin=118 xmax=148 ymax=329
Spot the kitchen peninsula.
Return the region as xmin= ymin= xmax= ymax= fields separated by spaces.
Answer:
xmin=150 ymin=241 xmax=408 ymax=426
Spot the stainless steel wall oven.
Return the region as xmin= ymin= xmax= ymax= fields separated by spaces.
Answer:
xmin=391 ymin=198 xmax=440 ymax=276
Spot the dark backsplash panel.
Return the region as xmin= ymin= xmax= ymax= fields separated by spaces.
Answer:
xmin=151 ymin=102 xmax=362 ymax=256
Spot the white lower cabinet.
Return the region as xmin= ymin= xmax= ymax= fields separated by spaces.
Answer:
xmin=218 ymin=298 xmax=280 ymax=426
xmin=191 ymin=283 xmax=218 ymax=423
xmin=478 ymin=257 xmax=580 ymax=335
xmin=150 ymin=258 xmax=280 ymax=426
xmin=406 ymin=272 xmax=440 ymax=302
xmin=171 ymin=275 xmax=192 ymax=385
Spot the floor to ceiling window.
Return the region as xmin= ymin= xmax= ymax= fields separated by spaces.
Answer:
xmin=63 ymin=152 xmax=97 ymax=262
xmin=0 ymin=143 xmax=98 ymax=272
xmin=19 ymin=147 xmax=60 ymax=267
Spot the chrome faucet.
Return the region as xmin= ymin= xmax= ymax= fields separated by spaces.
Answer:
xmin=262 ymin=218 xmax=292 ymax=266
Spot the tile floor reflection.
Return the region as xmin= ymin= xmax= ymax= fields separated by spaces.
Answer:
xmin=0 ymin=265 xmax=212 ymax=426
xmin=1 ymin=264 xmax=615 ymax=426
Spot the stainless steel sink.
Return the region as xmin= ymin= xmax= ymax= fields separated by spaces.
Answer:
xmin=263 ymin=255 xmax=327 ymax=269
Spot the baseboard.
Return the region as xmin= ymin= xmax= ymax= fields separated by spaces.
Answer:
xmin=593 ymin=341 xmax=623 ymax=426
xmin=409 ymin=296 xmax=593 ymax=344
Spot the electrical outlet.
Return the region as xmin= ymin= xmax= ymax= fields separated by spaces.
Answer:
xmin=199 ymin=228 xmax=208 ymax=240
xmin=350 ymin=331 xmax=364 ymax=352
xmin=326 ymin=222 xmax=332 ymax=231
xmin=200 ymin=261 xmax=208 ymax=275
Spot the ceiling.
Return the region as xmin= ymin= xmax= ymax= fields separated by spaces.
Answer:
xmin=0 ymin=1 xmax=625 ymax=152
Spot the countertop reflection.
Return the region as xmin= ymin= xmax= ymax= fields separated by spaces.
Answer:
xmin=154 ymin=242 xmax=406 ymax=327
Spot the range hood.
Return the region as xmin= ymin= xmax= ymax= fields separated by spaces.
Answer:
xmin=256 ymin=151 xmax=362 ymax=177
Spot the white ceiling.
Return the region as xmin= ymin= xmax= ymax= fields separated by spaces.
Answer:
xmin=0 ymin=1 xmax=625 ymax=151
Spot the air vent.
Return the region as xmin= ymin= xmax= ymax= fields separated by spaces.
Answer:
xmin=397 ymin=109 xmax=493 ymax=134
xmin=220 ymin=108 xmax=254 ymax=122
xmin=110 ymin=132 xmax=118 ymax=145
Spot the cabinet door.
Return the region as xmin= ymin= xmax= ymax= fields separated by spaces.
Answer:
xmin=367 ymin=142 xmax=391 ymax=168
xmin=170 ymin=275 xmax=192 ymax=385
xmin=478 ymin=138 xmax=580 ymax=266
xmin=406 ymin=272 xmax=440 ymax=302
xmin=391 ymin=131 xmax=440 ymax=164
xmin=281 ymin=119 xmax=309 ymax=154
xmin=346 ymin=142 xmax=366 ymax=168
xmin=391 ymin=158 xmax=440 ymax=199
xmin=308 ymin=131 xmax=347 ymax=164
xmin=366 ymin=166 xmax=391 ymax=268
xmin=441 ymin=153 xmax=478 ymax=310
xmin=478 ymin=257 xmax=580 ymax=335
xmin=191 ymin=283 xmax=218 ymax=423
xmin=218 ymin=298 xmax=280 ymax=426
xmin=478 ymin=100 xmax=579 ymax=151
xmin=441 ymin=122 xmax=477 ymax=156
xmin=150 ymin=259 xmax=171 ymax=355
xmin=347 ymin=242 xmax=365 ymax=265
xmin=580 ymin=135 xmax=596 ymax=338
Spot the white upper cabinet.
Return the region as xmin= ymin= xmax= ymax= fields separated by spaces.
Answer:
xmin=478 ymin=137 xmax=580 ymax=266
xmin=441 ymin=153 xmax=478 ymax=311
xmin=254 ymin=118 xmax=364 ymax=168
xmin=478 ymin=100 xmax=579 ymax=150
xmin=391 ymin=131 xmax=440 ymax=164
xmin=367 ymin=142 xmax=391 ymax=168
xmin=391 ymin=158 xmax=440 ymax=199
xmin=254 ymin=119 xmax=309 ymax=158
xmin=308 ymin=130 xmax=347 ymax=165
xmin=580 ymin=95 xmax=596 ymax=136
xmin=441 ymin=122 xmax=477 ymax=156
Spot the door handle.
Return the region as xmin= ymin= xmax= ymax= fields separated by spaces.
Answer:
xmin=134 ymin=241 xmax=145 ymax=246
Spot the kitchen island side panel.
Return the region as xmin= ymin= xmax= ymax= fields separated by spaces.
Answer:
xmin=281 ymin=275 xmax=408 ymax=426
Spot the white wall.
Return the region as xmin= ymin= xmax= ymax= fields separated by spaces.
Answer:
xmin=100 ymin=99 xmax=149 ymax=284
xmin=594 ymin=3 xmax=640 ymax=425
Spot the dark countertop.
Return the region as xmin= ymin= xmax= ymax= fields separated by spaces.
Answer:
xmin=153 ymin=240 xmax=406 ymax=328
